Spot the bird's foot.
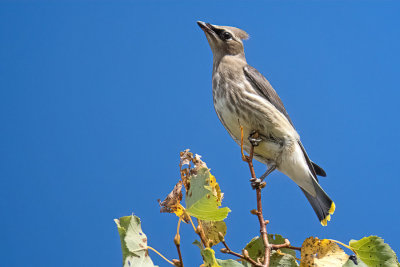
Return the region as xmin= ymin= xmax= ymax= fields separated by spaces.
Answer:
xmin=249 ymin=164 xmax=276 ymax=190
xmin=250 ymin=178 xmax=266 ymax=189
xmin=248 ymin=131 xmax=262 ymax=147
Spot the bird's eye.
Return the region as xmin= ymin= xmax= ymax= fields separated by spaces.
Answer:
xmin=222 ymin=32 xmax=232 ymax=40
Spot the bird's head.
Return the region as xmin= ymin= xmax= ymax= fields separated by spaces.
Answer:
xmin=197 ymin=21 xmax=249 ymax=60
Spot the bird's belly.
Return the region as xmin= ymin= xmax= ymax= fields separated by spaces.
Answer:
xmin=214 ymin=100 xmax=283 ymax=163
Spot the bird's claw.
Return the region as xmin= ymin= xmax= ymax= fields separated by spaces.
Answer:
xmin=248 ymin=136 xmax=262 ymax=147
xmin=250 ymin=178 xmax=266 ymax=189
xmin=248 ymin=131 xmax=262 ymax=147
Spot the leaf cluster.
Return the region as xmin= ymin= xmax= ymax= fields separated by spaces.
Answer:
xmin=115 ymin=150 xmax=399 ymax=267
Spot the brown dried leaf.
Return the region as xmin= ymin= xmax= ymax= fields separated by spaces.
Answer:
xmin=180 ymin=149 xmax=193 ymax=168
xmin=158 ymin=181 xmax=190 ymax=223
xmin=193 ymin=154 xmax=207 ymax=170
xmin=180 ymin=149 xmax=193 ymax=190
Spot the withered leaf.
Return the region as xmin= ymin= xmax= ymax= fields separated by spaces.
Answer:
xmin=158 ymin=181 xmax=190 ymax=223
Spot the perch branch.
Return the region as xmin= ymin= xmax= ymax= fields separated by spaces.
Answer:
xmin=240 ymin=127 xmax=271 ymax=267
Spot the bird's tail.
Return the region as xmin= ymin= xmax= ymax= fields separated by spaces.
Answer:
xmin=301 ymin=178 xmax=335 ymax=226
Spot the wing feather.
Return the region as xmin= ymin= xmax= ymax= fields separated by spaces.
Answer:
xmin=244 ymin=65 xmax=327 ymax=178
xmin=243 ymin=65 xmax=294 ymax=126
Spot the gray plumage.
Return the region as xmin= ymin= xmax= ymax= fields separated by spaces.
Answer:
xmin=197 ymin=21 xmax=335 ymax=225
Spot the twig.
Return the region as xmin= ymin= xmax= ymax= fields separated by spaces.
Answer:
xmin=286 ymin=246 xmax=302 ymax=251
xmin=240 ymin=129 xmax=270 ymax=267
xmin=174 ymin=218 xmax=184 ymax=267
xmin=220 ymin=238 xmax=263 ymax=267
xmin=196 ymin=219 xmax=209 ymax=248
xmin=270 ymin=238 xmax=301 ymax=251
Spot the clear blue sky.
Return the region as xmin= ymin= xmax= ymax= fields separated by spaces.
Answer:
xmin=1 ymin=1 xmax=399 ymax=266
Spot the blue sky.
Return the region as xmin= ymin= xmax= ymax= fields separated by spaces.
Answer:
xmin=1 ymin=1 xmax=399 ymax=266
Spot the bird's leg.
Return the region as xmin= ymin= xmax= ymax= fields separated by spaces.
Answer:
xmin=250 ymin=164 xmax=276 ymax=189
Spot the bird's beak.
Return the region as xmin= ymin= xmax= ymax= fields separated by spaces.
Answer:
xmin=197 ymin=21 xmax=214 ymax=35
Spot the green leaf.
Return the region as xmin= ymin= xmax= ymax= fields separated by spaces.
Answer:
xmin=241 ymin=251 xmax=298 ymax=267
xmin=114 ymin=215 xmax=157 ymax=267
xmin=217 ymin=259 xmax=244 ymax=267
xmin=193 ymin=242 xmax=221 ymax=267
xmin=243 ymin=236 xmax=264 ymax=262
xmin=202 ymin=248 xmax=222 ymax=267
xmin=243 ymin=235 xmax=298 ymax=267
xmin=194 ymin=240 xmax=242 ymax=267
xmin=349 ymin=236 xmax=400 ymax=267
xmin=193 ymin=239 xmax=204 ymax=250
xmin=186 ymin=167 xmax=230 ymax=221
xmin=342 ymin=256 xmax=368 ymax=267
xmin=270 ymin=251 xmax=299 ymax=267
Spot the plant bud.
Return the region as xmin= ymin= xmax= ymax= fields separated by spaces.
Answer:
xmin=174 ymin=234 xmax=180 ymax=245
xmin=250 ymin=209 xmax=258 ymax=215
xmin=220 ymin=248 xmax=229 ymax=253
xmin=172 ymin=259 xmax=181 ymax=267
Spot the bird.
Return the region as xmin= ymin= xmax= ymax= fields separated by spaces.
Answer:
xmin=197 ymin=21 xmax=335 ymax=226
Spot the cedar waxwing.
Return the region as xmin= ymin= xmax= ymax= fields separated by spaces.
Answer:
xmin=197 ymin=21 xmax=335 ymax=226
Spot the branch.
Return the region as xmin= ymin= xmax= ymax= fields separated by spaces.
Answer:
xmin=239 ymin=127 xmax=271 ymax=266
xmin=246 ymin=143 xmax=271 ymax=267
xmin=239 ymin=127 xmax=303 ymax=266
xmin=220 ymin=237 xmax=263 ymax=267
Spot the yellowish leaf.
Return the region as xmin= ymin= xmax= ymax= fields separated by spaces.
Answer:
xmin=200 ymin=220 xmax=227 ymax=247
xmin=300 ymin=237 xmax=349 ymax=267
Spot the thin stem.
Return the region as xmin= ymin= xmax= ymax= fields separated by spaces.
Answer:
xmin=328 ymin=239 xmax=355 ymax=253
xmin=196 ymin=219 xmax=209 ymax=248
xmin=187 ymin=215 xmax=208 ymax=248
xmin=286 ymin=246 xmax=301 ymax=251
xmin=187 ymin=215 xmax=197 ymax=232
xmin=174 ymin=217 xmax=184 ymax=267
xmin=176 ymin=217 xmax=182 ymax=235
xmin=286 ymin=246 xmax=302 ymax=251
xmin=147 ymin=246 xmax=175 ymax=266
xmin=270 ymin=239 xmax=301 ymax=251
xmin=271 ymin=239 xmax=290 ymax=250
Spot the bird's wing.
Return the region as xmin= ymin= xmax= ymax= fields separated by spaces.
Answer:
xmin=244 ymin=65 xmax=327 ymax=178
xmin=243 ymin=65 xmax=294 ymax=126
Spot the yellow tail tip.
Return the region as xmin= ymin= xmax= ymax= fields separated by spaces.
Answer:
xmin=329 ymin=202 xmax=336 ymax=214
xmin=320 ymin=202 xmax=336 ymax=226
